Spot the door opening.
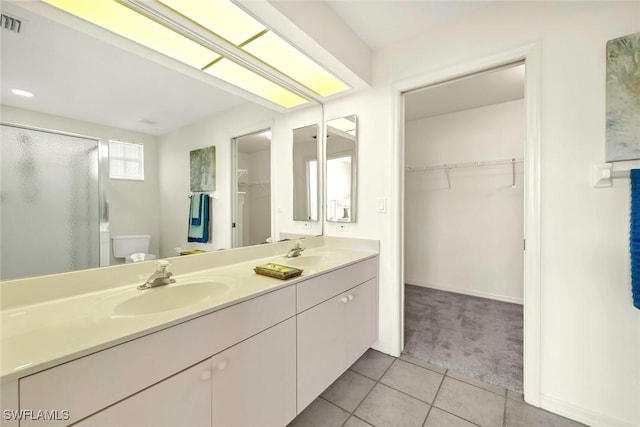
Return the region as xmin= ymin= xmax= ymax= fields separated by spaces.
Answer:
xmin=231 ymin=129 xmax=272 ymax=248
xmin=401 ymin=62 xmax=526 ymax=393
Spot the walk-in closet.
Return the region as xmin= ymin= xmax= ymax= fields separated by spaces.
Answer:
xmin=403 ymin=63 xmax=525 ymax=392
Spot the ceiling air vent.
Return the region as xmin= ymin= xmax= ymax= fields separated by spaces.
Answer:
xmin=1 ymin=13 xmax=22 ymax=33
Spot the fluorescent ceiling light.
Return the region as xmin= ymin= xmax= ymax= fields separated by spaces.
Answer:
xmin=11 ymin=89 xmax=35 ymax=97
xmin=42 ymin=0 xmax=219 ymax=69
xmin=156 ymin=0 xmax=349 ymax=97
xmin=158 ymin=0 xmax=265 ymax=46
xmin=205 ymin=59 xmax=308 ymax=109
xmin=42 ymin=0 xmax=341 ymax=108
xmin=243 ymin=32 xmax=349 ymax=97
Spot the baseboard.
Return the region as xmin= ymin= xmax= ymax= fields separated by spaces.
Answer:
xmin=540 ymin=394 xmax=637 ymax=427
xmin=405 ymin=280 xmax=524 ymax=305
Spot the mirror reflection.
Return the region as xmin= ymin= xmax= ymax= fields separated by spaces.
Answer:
xmin=326 ymin=115 xmax=357 ymax=222
xmin=0 ymin=2 xmax=321 ymax=280
xmin=232 ymin=129 xmax=273 ymax=248
xmin=292 ymin=125 xmax=319 ymax=222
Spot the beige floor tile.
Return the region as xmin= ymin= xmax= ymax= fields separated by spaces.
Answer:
xmin=355 ymin=383 xmax=430 ymax=427
xmin=349 ymin=349 xmax=395 ymax=380
xmin=321 ymin=370 xmax=376 ymax=412
xmin=380 ymin=359 xmax=444 ymax=403
xmin=434 ymin=377 xmax=504 ymax=427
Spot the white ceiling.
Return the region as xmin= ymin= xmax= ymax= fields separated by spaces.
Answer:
xmin=404 ymin=64 xmax=525 ymax=121
xmin=0 ymin=1 xmax=517 ymax=136
xmin=0 ymin=2 xmax=248 ymax=136
xmin=326 ymin=1 xmax=491 ymax=51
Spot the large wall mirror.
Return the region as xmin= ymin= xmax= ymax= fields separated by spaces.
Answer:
xmin=292 ymin=124 xmax=319 ymax=222
xmin=0 ymin=2 xmax=319 ymax=280
xmin=326 ymin=115 xmax=357 ymax=223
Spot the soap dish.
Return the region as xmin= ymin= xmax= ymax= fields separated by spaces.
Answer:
xmin=179 ymin=249 xmax=205 ymax=255
xmin=254 ymin=263 xmax=303 ymax=280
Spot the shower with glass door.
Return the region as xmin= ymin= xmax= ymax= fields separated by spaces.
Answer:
xmin=0 ymin=123 xmax=108 ymax=280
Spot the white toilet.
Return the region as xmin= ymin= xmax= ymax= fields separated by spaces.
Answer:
xmin=112 ymin=235 xmax=157 ymax=263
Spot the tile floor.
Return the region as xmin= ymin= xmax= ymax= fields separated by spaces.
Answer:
xmin=288 ymin=349 xmax=586 ymax=427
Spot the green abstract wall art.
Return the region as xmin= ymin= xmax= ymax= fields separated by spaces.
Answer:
xmin=190 ymin=146 xmax=216 ymax=192
xmin=606 ymin=32 xmax=640 ymax=161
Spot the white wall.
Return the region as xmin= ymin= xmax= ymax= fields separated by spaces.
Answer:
xmin=324 ymin=2 xmax=640 ymax=426
xmin=0 ymin=105 xmax=161 ymax=265
xmin=158 ymin=102 xmax=323 ymax=257
xmin=405 ymin=100 xmax=524 ymax=303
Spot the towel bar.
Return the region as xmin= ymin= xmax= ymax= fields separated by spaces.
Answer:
xmin=592 ymin=164 xmax=631 ymax=188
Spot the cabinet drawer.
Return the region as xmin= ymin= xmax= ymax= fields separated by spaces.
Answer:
xmin=19 ymin=285 xmax=295 ymax=427
xmin=297 ymin=257 xmax=377 ymax=313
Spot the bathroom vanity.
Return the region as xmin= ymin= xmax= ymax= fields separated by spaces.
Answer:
xmin=0 ymin=237 xmax=378 ymax=427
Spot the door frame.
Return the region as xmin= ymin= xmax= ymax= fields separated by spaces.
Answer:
xmin=391 ymin=42 xmax=542 ymax=405
xmin=230 ymin=127 xmax=273 ymax=249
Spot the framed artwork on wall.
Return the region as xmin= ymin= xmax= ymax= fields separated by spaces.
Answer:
xmin=190 ymin=146 xmax=216 ymax=192
xmin=606 ymin=32 xmax=640 ymax=161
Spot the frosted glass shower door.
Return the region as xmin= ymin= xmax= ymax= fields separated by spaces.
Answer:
xmin=1 ymin=124 xmax=103 ymax=280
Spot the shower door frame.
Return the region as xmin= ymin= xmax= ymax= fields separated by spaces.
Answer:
xmin=0 ymin=122 xmax=110 ymax=270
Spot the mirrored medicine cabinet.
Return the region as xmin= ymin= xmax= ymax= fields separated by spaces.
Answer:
xmin=292 ymin=124 xmax=320 ymax=222
xmin=325 ymin=115 xmax=357 ymax=223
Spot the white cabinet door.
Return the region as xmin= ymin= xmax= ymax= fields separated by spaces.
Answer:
xmin=297 ymin=277 xmax=378 ymax=414
xmin=211 ymin=318 xmax=297 ymax=427
xmin=345 ymin=279 xmax=377 ymax=367
xmin=76 ymin=360 xmax=212 ymax=427
xmin=297 ymin=294 xmax=346 ymax=412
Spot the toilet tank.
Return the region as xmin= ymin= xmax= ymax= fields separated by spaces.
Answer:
xmin=112 ymin=235 xmax=151 ymax=258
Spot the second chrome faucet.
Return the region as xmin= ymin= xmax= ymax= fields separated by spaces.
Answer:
xmin=286 ymin=241 xmax=305 ymax=258
xmin=138 ymin=260 xmax=176 ymax=290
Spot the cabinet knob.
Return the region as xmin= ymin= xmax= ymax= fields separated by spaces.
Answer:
xmin=201 ymin=370 xmax=212 ymax=381
xmin=347 ymin=294 xmax=354 ymax=301
xmin=340 ymin=296 xmax=348 ymax=304
xmin=216 ymin=360 xmax=228 ymax=371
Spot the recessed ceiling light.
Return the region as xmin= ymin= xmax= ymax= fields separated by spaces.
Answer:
xmin=11 ymin=89 xmax=34 ymax=97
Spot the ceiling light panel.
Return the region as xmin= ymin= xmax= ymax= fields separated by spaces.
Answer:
xmin=155 ymin=0 xmax=349 ymax=98
xmin=204 ymin=59 xmax=308 ymax=109
xmin=42 ymin=0 xmax=219 ymax=69
xmin=158 ymin=0 xmax=265 ymax=46
xmin=243 ymin=31 xmax=349 ymax=97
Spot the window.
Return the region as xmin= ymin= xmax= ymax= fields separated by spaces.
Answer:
xmin=109 ymin=140 xmax=144 ymax=180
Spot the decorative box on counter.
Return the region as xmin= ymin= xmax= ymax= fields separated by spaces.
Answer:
xmin=254 ymin=263 xmax=303 ymax=280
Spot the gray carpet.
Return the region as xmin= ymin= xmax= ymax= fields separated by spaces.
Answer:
xmin=404 ymin=285 xmax=523 ymax=392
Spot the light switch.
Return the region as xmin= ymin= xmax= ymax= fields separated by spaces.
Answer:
xmin=377 ymin=198 xmax=387 ymax=213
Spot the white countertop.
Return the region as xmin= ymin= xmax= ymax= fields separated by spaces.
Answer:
xmin=0 ymin=244 xmax=377 ymax=383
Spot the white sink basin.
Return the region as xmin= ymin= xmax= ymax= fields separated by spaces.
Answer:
xmin=112 ymin=281 xmax=231 ymax=317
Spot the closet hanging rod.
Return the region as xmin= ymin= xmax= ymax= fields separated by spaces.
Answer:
xmin=405 ymin=157 xmax=524 ymax=172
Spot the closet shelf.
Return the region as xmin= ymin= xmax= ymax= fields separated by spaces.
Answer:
xmin=405 ymin=157 xmax=523 ymax=172
xmin=405 ymin=157 xmax=524 ymax=189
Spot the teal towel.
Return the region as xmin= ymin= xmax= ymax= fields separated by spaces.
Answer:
xmin=190 ymin=193 xmax=201 ymax=226
xmin=188 ymin=194 xmax=209 ymax=243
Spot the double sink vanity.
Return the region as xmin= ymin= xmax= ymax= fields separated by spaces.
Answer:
xmin=0 ymin=237 xmax=379 ymax=427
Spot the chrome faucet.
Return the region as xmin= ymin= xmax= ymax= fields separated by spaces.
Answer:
xmin=138 ymin=260 xmax=176 ymax=290
xmin=286 ymin=240 xmax=305 ymax=258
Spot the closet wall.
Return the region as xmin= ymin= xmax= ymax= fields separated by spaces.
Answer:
xmin=247 ymin=149 xmax=271 ymax=245
xmin=405 ymin=99 xmax=524 ymax=303
xmin=237 ymin=148 xmax=271 ymax=246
